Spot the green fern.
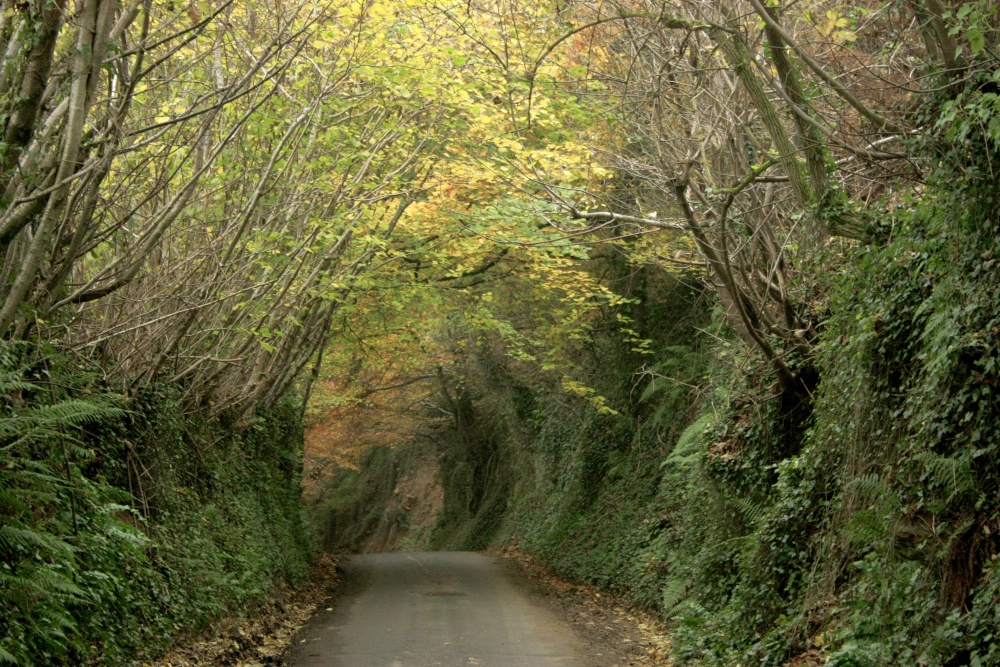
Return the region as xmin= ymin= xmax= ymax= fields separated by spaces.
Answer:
xmin=639 ymin=346 xmax=703 ymax=433
xmin=912 ymin=451 xmax=976 ymax=506
xmin=0 ymin=567 xmax=85 ymax=599
xmin=0 ymin=526 xmax=75 ymax=555
xmin=661 ymin=412 xmax=713 ymax=471
xmin=843 ymin=509 xmax=886 ymax=548
xmin=843 ymin=472 xmax=885 ymax=506
xmin=0 ymin=357 xmax=131 ymax=666
xmin=661 ymin=575 xmax=692 ymax=612
xmin=0 ymin=397 xmax=129 ymax=449
xmin=732 ymin=496 xmax=767 ymax=528
xmin=0 ymin=376 xmax=36 ymax=394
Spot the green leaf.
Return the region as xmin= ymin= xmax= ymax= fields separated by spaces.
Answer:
xmin=970 ymin=31 xmax=985 ymax=54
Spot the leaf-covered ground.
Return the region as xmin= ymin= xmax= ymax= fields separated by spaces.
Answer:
xmin=139 ymin=556 xmax=342 ymax=667
xmin=494 ymin=548 xmax=672 ymax=666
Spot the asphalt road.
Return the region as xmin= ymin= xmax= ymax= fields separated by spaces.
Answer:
xmin=285 ymin=551 xmax=586 ymax=667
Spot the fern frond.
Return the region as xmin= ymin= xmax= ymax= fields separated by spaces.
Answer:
xmin=0 ymin=526 xmax=75 ymax=556
xmin=639 ymin=377 xmax=673 ymax=404
xmin=0 ymin=645 xmax=17 ymax=664
xmin=0 ymin=398 xmax=127 ymax=437
xmin=843 ymin=509 xmax=885 ymax=546
xmin=661 ymin=413 xmax=713 ymax=471
xmin=0 ymin=568 xmax=84 ymax=599
xmin=662 ymin=575 xmax=691 ymax=611
xmin=912 ymin=451 xmax=975 ymax=502
xmin=843 ymin=472 xmax=885 ymax=506
xmin=733 ymin=496 xmax=767 ymax=527
xmin=0 ymin=488 xmax=28 ymax=513
xmin=0 ymin=376 xmax=36 ymax=394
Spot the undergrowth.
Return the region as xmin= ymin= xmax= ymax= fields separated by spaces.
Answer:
xmin=0 ymin=343 xmax=314 ymax=665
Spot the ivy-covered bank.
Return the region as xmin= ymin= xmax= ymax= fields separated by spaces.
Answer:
xmin=0 ymin=345 xmax=314 ymax=666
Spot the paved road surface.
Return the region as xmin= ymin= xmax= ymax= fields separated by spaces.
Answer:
xmin=285 ymin=551 xmax=585 ymax=667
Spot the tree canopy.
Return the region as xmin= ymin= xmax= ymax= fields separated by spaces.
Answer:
xmin=2 ymin=0 xmax=1000 ymax=663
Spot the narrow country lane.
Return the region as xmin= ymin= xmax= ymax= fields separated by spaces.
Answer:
xmin=285 ymin=552 xmax=586 ymax=667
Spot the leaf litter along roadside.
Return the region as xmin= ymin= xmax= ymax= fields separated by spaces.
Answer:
xmin=137 ymin=555 xmax=342 ymax=667
xmin=492 ymin=548 xmax=672 ymax=666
